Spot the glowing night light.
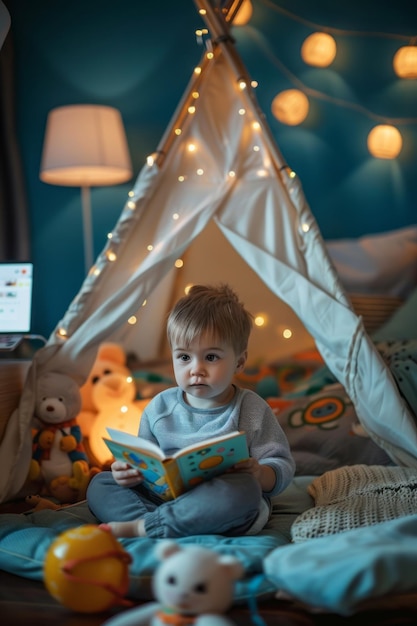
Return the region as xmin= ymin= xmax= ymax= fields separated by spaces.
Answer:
xmin=175 ymin=259 xmax=184 ymax=268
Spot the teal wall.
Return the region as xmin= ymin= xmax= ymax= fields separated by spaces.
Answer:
xmin=3 ymin=0 xmax=417 ymax=340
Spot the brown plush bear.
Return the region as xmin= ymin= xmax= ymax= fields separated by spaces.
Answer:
xmin=28 ymin=371 xmax=99 ymax=503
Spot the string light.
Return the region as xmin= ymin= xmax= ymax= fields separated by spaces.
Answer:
xmin=254 ymin=0 xmax=417 ymax=158
xmin=301 ymin=32 xmax=337 ymax=68
xmin=393 ymin=45 xmax=417 ymax=79
xmin=229 ymin=0 xmax=253 ymax=26
xmin=59 ymin=0 xmax=414 ymax=350
xmin=271 ymin=89 xmax=309 ymax=125
xmin=367 ymin=125 xmax=403 ymax=159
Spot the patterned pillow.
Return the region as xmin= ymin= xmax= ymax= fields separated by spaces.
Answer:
xmin=269 ymin=383 xmax=393 ymax=476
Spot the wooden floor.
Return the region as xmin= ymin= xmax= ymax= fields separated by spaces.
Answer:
xmin=2 ymin=569 xmax=417 ymax=626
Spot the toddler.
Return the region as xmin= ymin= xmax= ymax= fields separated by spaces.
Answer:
xmin=87 ymin=284 xmax=295 ymax=538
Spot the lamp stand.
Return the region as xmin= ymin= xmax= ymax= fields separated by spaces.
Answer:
xmin=81 ymin=186 xmax=93 ymax=275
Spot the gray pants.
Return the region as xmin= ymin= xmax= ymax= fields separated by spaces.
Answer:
xmin=87 ymin=470 xmax=262 ymax=538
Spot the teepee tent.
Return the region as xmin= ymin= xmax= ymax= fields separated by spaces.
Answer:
xmin=2 ymin=0 xmax=417 ymax=502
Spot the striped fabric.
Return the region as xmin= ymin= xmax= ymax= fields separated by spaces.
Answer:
xmin=349 ymin=294 xmax=404 ymax=334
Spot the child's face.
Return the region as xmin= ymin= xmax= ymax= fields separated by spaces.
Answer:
xmin=171 ymin=332 xmax=247 ymax=408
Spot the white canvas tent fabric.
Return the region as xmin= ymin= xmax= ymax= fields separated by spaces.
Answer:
xmin=2 ymin=0 xmax=417 ymax=502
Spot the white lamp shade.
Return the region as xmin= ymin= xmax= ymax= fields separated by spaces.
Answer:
xmin=40 ymin=104 xmax=133 ymax=187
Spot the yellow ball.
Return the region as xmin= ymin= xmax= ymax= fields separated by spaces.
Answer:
xmin=44 ymin=524 xmax=132 ymax=613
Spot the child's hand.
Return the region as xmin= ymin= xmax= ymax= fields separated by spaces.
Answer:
xmin=111 ymin=460 xmax=143 ymax=487
xmin=232 ymin=458 xmax=263 ymax=482
xmin=232 ymin=458 xmax=276 ymax=492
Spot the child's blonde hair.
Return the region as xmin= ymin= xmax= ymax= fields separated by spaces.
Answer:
xmin=167 ymin=284 xmax=253 ymax=355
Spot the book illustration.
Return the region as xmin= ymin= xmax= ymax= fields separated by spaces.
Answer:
xmin=103 ymin=440 xmax=174 ymax=500
xmin=175 ymin=439 xmax=247 ymax=489
xmin=103 ymin=429 xmax=249 ymax=500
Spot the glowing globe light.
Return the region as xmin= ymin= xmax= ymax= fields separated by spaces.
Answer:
xmin=393 ymin=45 xmax=417 ymax=79
xmin=231 ymin=0 xmax=253 ymax=25
xmin=271 ymin=89 xmax=309 ymax=126
xmin=367 ymin=125 xmax=403 ymax=159
xmin=301 ymin=32 xmax=337 ymax=68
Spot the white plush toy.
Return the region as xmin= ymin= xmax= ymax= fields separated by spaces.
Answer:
xmin=103 ymin=540 xmax=243 ymax=626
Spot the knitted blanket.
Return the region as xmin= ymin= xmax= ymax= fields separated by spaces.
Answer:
xmin=291 ymin=464 xmax=417 ymax=542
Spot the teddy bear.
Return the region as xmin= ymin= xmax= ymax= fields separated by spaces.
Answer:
xmin=77 ymin=342 xmax=173 ymax=442
xmin=86 ymin=366 xmax=150 ymax=467
xmin=27 ymin=371 xmax=99 ymax=503
xmin=102 ymin=540 xmax=243 ymax=626
xmin=77 ymin=342 xmax=136 ymax=439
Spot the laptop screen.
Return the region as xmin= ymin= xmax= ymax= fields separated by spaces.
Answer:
xmin=0 ymin=262 xmax=33 ymax=334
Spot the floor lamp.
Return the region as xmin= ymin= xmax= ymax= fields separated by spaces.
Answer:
xmin=39 ymin=104 xmax=133 ymax=275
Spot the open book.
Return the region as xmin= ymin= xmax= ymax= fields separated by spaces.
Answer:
xmin=103 ymin=428 xmax=249 ymax=501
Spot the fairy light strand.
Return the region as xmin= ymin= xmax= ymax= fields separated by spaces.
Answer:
xmin=245 ymin=17 xmax=417 ymax=126
xmin=259 ymin=0 xmax=417 ymax=42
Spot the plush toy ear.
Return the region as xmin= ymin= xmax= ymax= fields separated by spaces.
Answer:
xmin=97 ymin=342 xmax=126 ymax=366
xmin=218 ymin=555 xmax=244 ymax=580
xmin=154 ymin=539 xmax=181 ymax=561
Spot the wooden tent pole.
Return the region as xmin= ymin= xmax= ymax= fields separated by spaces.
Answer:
xmin=193 ymin=0 xmax=289 ymax=174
